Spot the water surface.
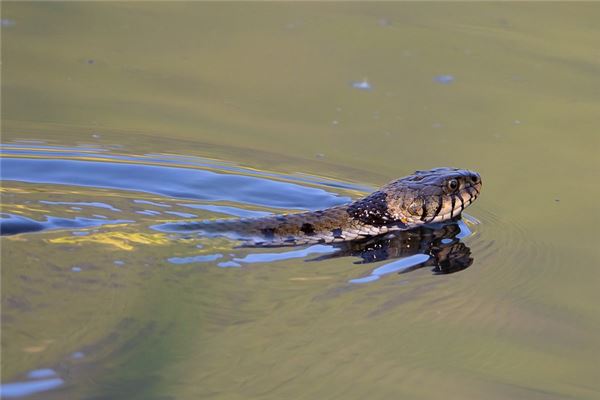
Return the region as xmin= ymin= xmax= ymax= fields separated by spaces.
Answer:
xmin=2 ymin=3 xmax=599 ymax=400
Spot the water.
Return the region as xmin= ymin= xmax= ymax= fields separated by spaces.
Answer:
xmin=2 ymin=3 xmax=600 ymax=400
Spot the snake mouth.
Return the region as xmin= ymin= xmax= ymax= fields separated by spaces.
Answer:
xmin=427 ymin=183 xmax=482 ymax=225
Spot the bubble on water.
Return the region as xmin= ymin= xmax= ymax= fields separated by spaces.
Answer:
xmin=1 ymin=19 xmax=16 ymax=27
xmin=351 ymin=80 xmax=373 ymax=91
xmin=378 ymin=18 xmax=392 ymax=27
xmin=434 ymin=75 xmax=455 ymax=84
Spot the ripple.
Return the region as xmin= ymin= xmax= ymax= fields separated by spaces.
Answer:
xmin=468 ymin=204 xmax=554 ymax=279
xmin=0 ymin=157 xmax=349 ymax=210
xmin=0 ymin=143 xmax=363 ymax=239
xmin=164 ymin=211 xmax=198 ymax=218
xmin=0 ymin=214 xmax=132 ymax=236
xmin=39 ymin=200 xmax=121 ymax=211
xmin=178 ymin=203 xmax=271 ymax=218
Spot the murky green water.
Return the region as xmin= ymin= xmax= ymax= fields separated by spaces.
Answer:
xmin=2 ymin=3 xmax=600 ymax=399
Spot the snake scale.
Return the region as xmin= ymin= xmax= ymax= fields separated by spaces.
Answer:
xmin=159 ymin=167 xmax=482 ymax=246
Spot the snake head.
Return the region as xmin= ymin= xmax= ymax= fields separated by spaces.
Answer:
xmin=383 ymin=167 xmax=482 ymax=227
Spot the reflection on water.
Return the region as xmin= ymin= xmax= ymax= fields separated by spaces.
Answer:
xmin=0 ymin=214 xmax=132 ymax=236
xmin=0 ymin=369 xmax=64 ymax=398
xmin=318 ymin=220 xmax=475 ymax=283
xmin=233 ymin=244 xmax=339 ymax=264
xmin=1 ymin=378 xmax=64 ymax=399
xmin=0 ymin=157 xmax=350 ymax=210
xmin=159 ymin=220 xmax=476 ymax=283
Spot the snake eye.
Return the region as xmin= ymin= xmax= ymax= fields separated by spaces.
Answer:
xmin=446 ymin=179 xmax=459 ymax=192
xmin=470 ymin=175 xmax=479 ymax=184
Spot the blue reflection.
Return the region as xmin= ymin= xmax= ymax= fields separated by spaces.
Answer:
xmin=1 ymin=158 xmax=350 ymax=211
xmin=349 ymin=254 xmax=430 ymax=284
xmin=456 ymin=219 xmax=472 ymax=239
xmin=434 ymin=75 xmax=455 ymax=84
xmin=234 ymin=245 xmax=337 ymax=264
xmin=0 ymin=214 xmax=132 ymax=236
xmin=2 ymin=144 xmax=371 ymax=193
xmin=26 ymin=369 xmax=57 ymax=379
xmin=0 ymin=378 xmax=64 ymax=398
xmin=70 ymin=351 xmax=85 ymax=359
xmin=164 ymin=211 xmax=198 ymax=218
xmin=39 ymin=200 xmax=121 ymax=212
xmin=351 ymin=80 xmax=373 ymax=91
xmin=347 ymin=275 xmax=380 ymax=284
xmin=133 ymin=199 xmax=171 ymax=208
xmin=136 ymin=210 xmax=162 ymax=216
xmin=178 ymin=204 xmax=271 ymax=218
xmin=1 ymin=19 xmax=16 ymax=28
xmin=218 ymin=261 xmax=242 ymax=268
xmin=167 ymin=254 xmax=223 ymax=265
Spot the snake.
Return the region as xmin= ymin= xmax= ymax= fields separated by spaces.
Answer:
xmin=157 ymin=167 xmax=482 ymax=246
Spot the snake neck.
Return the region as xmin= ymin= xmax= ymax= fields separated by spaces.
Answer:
xmin=173 ymin=199 xmax=405 ymax=246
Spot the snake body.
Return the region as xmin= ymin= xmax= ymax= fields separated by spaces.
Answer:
xmin=159 ymin=167 xmax=482 ymax=246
